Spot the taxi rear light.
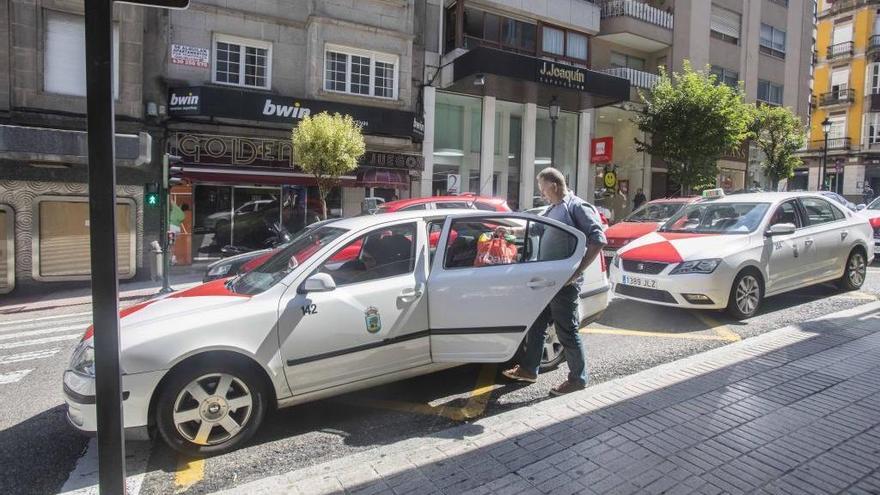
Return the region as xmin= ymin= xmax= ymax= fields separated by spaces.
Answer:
xmin=870 ymin=217 xmax=880 ymax=231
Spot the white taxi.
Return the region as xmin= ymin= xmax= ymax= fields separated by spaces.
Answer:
xmin=609 ymin=192 xmax=874 ymax=319
xmin=857 ymin=196 xmax=880 ymax=257
xmin=63 ymin=210 xmax=609 ymax=454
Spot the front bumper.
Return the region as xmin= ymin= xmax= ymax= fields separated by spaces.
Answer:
xmin=63 ymin=369 xmax=166 ymax=435
xmin=609 ymin=265 xmax=732 ymax=310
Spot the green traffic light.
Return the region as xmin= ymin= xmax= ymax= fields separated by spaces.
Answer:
xmin=146 ymin=194 xmax=159 ymax=206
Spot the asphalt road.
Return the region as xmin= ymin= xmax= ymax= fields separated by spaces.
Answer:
xmin=1 ymin=267 xmax=878 ymax=495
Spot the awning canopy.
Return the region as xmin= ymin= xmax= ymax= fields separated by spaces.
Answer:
xmin=356 ymin=168 xmax=411 ymax=189
xmin=172 ymin=164 xmax=357 ymax=187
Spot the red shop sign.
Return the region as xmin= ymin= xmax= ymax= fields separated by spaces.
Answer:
xmin=591 ymin=137 xmax=613 ymax=164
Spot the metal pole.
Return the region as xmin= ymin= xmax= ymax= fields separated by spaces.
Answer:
xmin=821 ymin=131 xmax=829 ymax=191
xmin=550 ymin=118 xmax=557 ymax=169
xmin=160 ymin=154 xmax=174 ymax=294
xmin=84 ymin=0 xmax=126 ymax=492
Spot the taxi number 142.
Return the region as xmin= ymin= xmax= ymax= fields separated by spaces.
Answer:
xmin=622 ymin=275 xmax=658 ymax=289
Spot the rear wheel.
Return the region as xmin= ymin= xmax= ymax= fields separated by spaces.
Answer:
xmin=156 ymin=361 xmax=267 ymax=456
xmin=838 ymin=249 xmax=867 ymax=291
xmin=726 ymin=270 xmax=763 ymax=320
xmin=540 ymin=324 xmax=565 ymax=372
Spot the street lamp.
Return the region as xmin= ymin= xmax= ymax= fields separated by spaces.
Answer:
xmin=549 ymin=97 xmax=560 ymax=169
xmin=821 ymin=116 xmax=831 ymax=191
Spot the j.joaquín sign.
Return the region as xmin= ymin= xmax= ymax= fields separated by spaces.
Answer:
xmin=537 ymin=61 xmax=587 ymax=91
xmin=168 ymin=86 xmax=424 ymax=141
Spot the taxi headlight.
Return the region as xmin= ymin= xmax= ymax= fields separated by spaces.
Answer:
xmin=69 ymin=341 xmax=95 ymax=377
xmin=207 ymin=264 xmax=232 ymax=277
xmin=670 ymin=259 xmax=721 ymax=275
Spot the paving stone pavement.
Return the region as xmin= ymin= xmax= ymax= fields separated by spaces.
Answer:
xmin=214 ymin=302 xmax=880 ymax=495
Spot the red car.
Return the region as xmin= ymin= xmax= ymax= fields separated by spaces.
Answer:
xmin=377 ymin=193 xmax=512 ymax=213
xmin=602 ymin=197 xmax=701 ymax=264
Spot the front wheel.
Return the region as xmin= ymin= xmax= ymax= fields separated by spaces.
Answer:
xmin=726 ymin=270 xmax=764 ymax=320
xmin=838 ymin=249 xmax=867 ymax=291
xmin=155 ymin=362 xmax=267 ymax=456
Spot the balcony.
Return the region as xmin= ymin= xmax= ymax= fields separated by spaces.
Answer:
xmin=811 ymin=137 xmax=852 ymax=151
xmin=827 ymin=42 xmax=854 ymax=60
xmin=818 ymin=89 xmax=855 ymax=107
xmin=598 ymin=67 xmax=659 ymax=89
xmin=596 ymin=1 xmax=673 ymax=51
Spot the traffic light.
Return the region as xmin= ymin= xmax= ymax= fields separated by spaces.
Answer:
xmin=144 ymin=182 xmax=161 ymax=207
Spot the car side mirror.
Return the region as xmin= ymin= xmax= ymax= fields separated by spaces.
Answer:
xmin=298 ymin=273 xmax=336 ymax=294
xmin=856 ymin=204 xmax=867 ymax=211
xmin=765 ymin=223 xmax=796 ymax=237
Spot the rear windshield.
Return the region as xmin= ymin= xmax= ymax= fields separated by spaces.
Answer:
xmin=625 ymin=202 xmax=686 ymax=222
xmin=661 ymin=202 xmax=770 ymax=234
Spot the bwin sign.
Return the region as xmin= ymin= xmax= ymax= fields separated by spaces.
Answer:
xmin=169 ymin=92 xmax=199 ymax=108
xmin=262 ymin=99 xmax=312 ymax=119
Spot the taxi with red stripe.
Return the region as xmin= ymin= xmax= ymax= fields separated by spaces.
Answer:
xmin=602 ymin=197 xmax=700 ymax=265
xmin=609 ymin=191 xmax=874 ymax=319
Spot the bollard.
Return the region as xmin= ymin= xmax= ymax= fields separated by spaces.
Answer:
xmin=150 ymin=240 xmax=163 ymax=281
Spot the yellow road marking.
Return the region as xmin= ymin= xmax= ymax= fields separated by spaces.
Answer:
xmin=346 ymin=364 xmax=498 ymax=421
xmin=174 ymin=456 xmax=204 ymax=493
xmin=691 ymin=312 xmax=742 ymax=342
xmin=580 ymin=326 xmax=732 ymax=341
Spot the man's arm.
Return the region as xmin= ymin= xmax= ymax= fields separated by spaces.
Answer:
xmin=568 ymin=202 xmax=608 ymax=285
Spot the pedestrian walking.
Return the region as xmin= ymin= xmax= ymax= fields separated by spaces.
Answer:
xmin=863 ymin=184 xmax=875 ymax=205
xmin=502 ymin=167 xmax=607 ymax=395
xmin=633 ymin=188 xmax=647 ymax=210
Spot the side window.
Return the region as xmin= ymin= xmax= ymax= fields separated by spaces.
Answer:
xmin=316 ymin=222 xmax=417 ymax=285
xmin=831 ymin=204 xmax=846 ymax=220
xmin=473 ymin=201 xmax=497 ymax=211
xmin=768 ymin=200 xmax=801 ymax=228
xmin=800 ymin=198 xmax=838 ymax=226
xmin=426 ymin=220 xmax=445 ymax=266
xmin=400 ymin=203 xmax=427 ymax=211
xmin=443 ymin=217 xmax=576 ymax=269
xmin=436 ymin=201 xmax=470 ymax=209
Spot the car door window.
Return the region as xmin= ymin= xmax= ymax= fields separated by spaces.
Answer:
xmin=400 ymin=204 xmax=427 ymax=211
xmin=316 ymin=222 xmax=417 ymax=285
xmin=426 ymin=220 xmax=446 ymax=267
xmin=800 ymin=198 xmax=838 ymax=226
xmin=443 ymin=217 xmax=576 ymax=268
xmin=435 ymin=201 xmax=470 ymax=209
xmin=768 ymin=200 xmax=802 ymax=229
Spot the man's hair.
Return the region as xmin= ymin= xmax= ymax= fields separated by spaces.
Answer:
xmin=537 ymin=167 xmax=567 ymax=190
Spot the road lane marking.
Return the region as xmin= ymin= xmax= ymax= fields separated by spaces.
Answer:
xmin=0 ymin=324 xmax=88 ymax=341
xmin=0 ymin=348 xmax=60 ymax=364
xmin=580 ymin=326 xmax=732 ymax=341
xmin=0 ymin=311 xmax=91 ymax=327
xmin=0 ymin=333 xmax=81 ymax=350
xmin=859 ymin=311 xmax=880 ymax=321
xmin=691 ymin=312 xmax=742 ymax=342
xmin=0 ymin=369 xmax=32 ymax=384
xmin=58 ymin=438 xmax=149 ymax=495
xmin=174 ymin=456 xmax=205 ymax=493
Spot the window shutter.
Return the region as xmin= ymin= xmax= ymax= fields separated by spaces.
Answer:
xmin=831 ymin=69 xmax=849 ymax=89
xmin=832 ymin=23 xmax=853 ymax=44
xmin=710 ymin=5 xmax=741 ymax=39
xmin=45 ymin=12 xmax=87 ymax=96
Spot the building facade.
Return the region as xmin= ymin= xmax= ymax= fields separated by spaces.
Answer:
xmin=0 ymin=0 xmax=153 ymax=295
xmin=802 ymin=0 xmax=880 ymax=202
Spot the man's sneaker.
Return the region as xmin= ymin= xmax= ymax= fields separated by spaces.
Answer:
xmin=549 ymin=380 xmax=586 ymax=396
xmin=501 ymin=365 xmax=537 ymax=383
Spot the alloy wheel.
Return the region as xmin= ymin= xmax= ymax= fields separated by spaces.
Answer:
xmin=542 ymin=326 xmax=564 ymax=365
xmin=735 ymin=275 xmax=760 ymax=316
xmin=172 ymin=373 xmax=253 ymax=446
xmin=848 ymin=252 xmax=866 ymax=287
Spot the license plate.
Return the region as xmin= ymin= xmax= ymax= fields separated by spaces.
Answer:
xmin=602 ymin=249 xmax=616 ymax=259
xmin=621 ymin=275 xmax=658 ymax=289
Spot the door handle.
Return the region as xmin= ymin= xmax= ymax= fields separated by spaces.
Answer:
xmin=841 ymin=231 xmax=849 ymax=241
xmin=805 ymin=238 xmax=814 ymax=247
xmin=527 ymin=278 xmax=556 ymax=289
xmin=398 ymin=287 xmax=423 ymax=302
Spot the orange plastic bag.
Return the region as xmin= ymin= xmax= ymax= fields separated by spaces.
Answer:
xmin=474 ymin=233 xmax=518 ymax=267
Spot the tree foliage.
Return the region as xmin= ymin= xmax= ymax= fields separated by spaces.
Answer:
xmin=749 ymin=104 xmax=806 ymax=190
xmin=634 ymin=61 xmax=752 ymax=194
xmin=292 ymin=112 xmax=365 ymax=218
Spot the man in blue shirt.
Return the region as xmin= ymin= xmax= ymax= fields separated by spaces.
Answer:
xmin=503 ymin=167 xmax=607 ymax=395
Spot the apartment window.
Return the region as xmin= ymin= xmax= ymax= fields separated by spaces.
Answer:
xmin=324 ymin=45 xmax=399 ymax=99
xmin=539 ymin=24 xmax=589 ymax=63
xmin=213 ymin=34 xmax=271 ymax=89
xmin=831 ymin=68 xmax=850 ymax=94
xmin=864 ymin=113 xmax=880 ymax=144
xmin=44 ymin=11 xmax=119 ymax=98
xmin=757 ymin=80 xmax=783 ymax=105
xmin=867 ymin=63 xmax=880 ymax=94
xmin=610 ymin=52 xmax=646 ymax=70
xmin=460 ymin=8 xmax=537 ymax=54
xmin=710 ymin=66 xmax=739 ymax=87
xmin=710 ymin=5 xmax=741 ymax=44
xmin=759 ymin=23 xmax=786 ymax=58
xmin=828 ymin=115 xmax=847 ymax=139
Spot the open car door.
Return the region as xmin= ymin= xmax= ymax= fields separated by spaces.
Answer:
xmin=428 ymin=212 xmax=586 ymax=362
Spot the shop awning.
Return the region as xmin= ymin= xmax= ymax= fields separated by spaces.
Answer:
xmin=172 ymin=165 xmax=357 ymax=187
xmin=356 ymin=168 xmax=411 ymax=188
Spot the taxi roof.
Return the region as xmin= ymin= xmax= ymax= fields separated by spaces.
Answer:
xmin=324 ymin=209 xmax=487 ymax=231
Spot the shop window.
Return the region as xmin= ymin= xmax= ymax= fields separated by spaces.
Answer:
xmin=33 ymin=197 xmax=136 ymax=281
xmin=44 ymin=10 xmax=119 ymax=98
xmin=710 ymin=5 xmax=741 ymax=44
xmin=0 ymin=205 xmax=13 ymax=294
xmin=759 ymin=23 xmax=786 ymax=58
xmin=213 ymin=34 xmax=271 ymax=89
xmin=757 ymin=80 xmax=783 ymax=106
xmin=459 ymin=7 xmax=537 ymax=54
xmin=710 ymin=66 xmax=739 ymax=88
xmin=323 ymin=45 xmax=398 ymax=99
xmin=540 ymin=24 xmax=589 ymax=64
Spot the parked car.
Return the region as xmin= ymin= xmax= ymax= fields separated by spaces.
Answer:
xmin=202 ymin=199 xmax=276 ymax=233
xmin=857 ymin=196 xmax=880 ymax=258
xmin=818 ymin=191 xmax=858 ymax=211
xmin=375 ymin=193 xmax=512 ymax=213
xmin=65 ymin=210 xmax=609 ymax=455
xmin=602 ymin=197 xmax=700 ymax=266
xmin=610 ymin=192 xmax=873 ymax=319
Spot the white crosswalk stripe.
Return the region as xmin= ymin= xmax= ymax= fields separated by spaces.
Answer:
xmin=0 ymin=348 xmax=61 ymax=364
xmin=0 ymin=369 xmax=33 ymax=384
xmin=0 ymin=325 xmax=89 ymax=342
xmin=0 ymin=312 xmax=94 ymax=387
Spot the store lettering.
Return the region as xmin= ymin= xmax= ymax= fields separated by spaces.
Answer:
xmin=262 ymin=99 xmax=312 ymax=119
xmin=173 ymin=133 xmax=294 ymax=168
xmin=538 ymin=62 xmax=585 ymax=89
xmin=169 ymin=92 xmax=199 ymax=108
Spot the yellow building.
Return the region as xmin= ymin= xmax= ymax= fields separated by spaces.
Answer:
xmin=804 ymin=0 xmax=880 ymax=200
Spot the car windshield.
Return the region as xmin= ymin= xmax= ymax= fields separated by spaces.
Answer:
xmin=660 ymin=202 xmax=770 ymax=234
xmin=625 ymin=202 xmax=687 ymax=222
xmin=229 ymin=226 xmax=348 ymax=295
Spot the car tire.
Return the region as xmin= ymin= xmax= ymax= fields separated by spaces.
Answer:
xmin=155 ymin=360 xmax=267 ymax=456
xmin=838 ymin=248 xmax=868 ymax=291
xmin=539 ymin=324 xmax=566 ymax=372
xmin=726 ymin=269 xmax=764 ymax=320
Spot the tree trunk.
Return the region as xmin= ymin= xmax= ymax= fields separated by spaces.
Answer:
xmin=771 ymin=177 xmax=779 ymax=192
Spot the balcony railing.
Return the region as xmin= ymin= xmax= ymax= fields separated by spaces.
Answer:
xmin=818 ymin=88 xmax=855 ymax=106
xmin=599 ymin=67 xmax=660 ymax=89
xmin=827 ymin=41 xmax=855 ymax=60
xmin=812 ymin=137 xmax=852 ymax=150
xmin=600 ymin=1 xmax=673 ymax=30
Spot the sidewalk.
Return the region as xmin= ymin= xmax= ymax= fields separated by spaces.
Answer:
xmin=217 ymin=302 xmax=880 ymax=495
xmin=0 ymin=263 xmax=209 ymax=315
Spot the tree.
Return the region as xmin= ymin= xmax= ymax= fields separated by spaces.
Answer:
xmin=292 ymin=112 xmax=365 ymax=219
xmin=634 ymin=61 xmax=753 ymax=195
xmin=749 ymin=104 xmax=806 ymax=191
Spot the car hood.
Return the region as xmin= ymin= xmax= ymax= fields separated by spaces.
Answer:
xmin=605 ymin=221 xmax=662 ymax=248
xmin=617 ymin=231 xmax=752 ymax=263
